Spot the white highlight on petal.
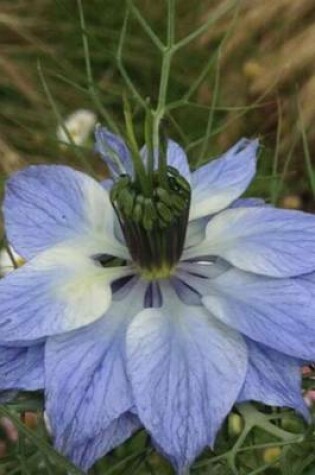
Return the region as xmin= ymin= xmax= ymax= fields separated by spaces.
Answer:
xmin=36 ymin=240 xmax=133 ymax=330
xmin=0 ymin=237 xmax=134 ymax=342
xmin=80 ymin=176 xmax=129 ymax=259
xmin=57 ymin=109 xmax=97 ymax=146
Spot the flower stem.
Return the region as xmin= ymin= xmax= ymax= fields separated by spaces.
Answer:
xmin=238 ymin=403 xmax=299 ymax=443
xmin=123 ymin=94 xmax=151 ymax=196
xmin=153 ymin=0 xmax=176 ymax=184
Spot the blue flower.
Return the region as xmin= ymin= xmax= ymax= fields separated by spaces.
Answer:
xmin=1 ymin=128 xmax=315 ymax=473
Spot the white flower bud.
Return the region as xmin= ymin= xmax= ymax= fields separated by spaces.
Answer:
xmin=57 ymin=109 xmax=97 ymax=146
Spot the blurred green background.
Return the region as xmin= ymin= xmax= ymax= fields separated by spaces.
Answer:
xmin=1 ymin=0 xmax=315 ymax=208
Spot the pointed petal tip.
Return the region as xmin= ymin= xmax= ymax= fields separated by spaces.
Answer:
xmin=126 ymin=303 xmax=247 ymax=471
xmin=190 ymin=137 xmax=258 ymax=220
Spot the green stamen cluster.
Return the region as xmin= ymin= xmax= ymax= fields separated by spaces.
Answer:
xmin=110 ymin=166 xmax=191 ymax=279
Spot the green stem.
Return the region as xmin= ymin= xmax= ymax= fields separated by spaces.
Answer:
xmin=153 ymin=49 xmax=173 ymax=154
xmin=37 ymin=61 xmax=95 ymax=176
xmin=238 ymin=404 xmax=299 ymax=443
xmin=123 ymin=96 xmax=150 ymax=195
xmin=145 ymin=104 xmax=154 ymax=186
xmin=270 ymin=96 xmax=282 ymax=205
xmin=0 ymin=406 xmax=84 ymax=475
xmin=298 ymin=94 xmax=315 ymax=198
xmin=128 ymin=0 xmax=164 ymax=51
xmin=197 ymin=48 xmax=221 ymax=167
xmin=77 ymin=0 xmax=118 ymax=133
xmin=117 ymin=7 xmax=147 ymax=109
xmin=173 ymin=0 xmax=235 ymax=52
xmin=259 ymin=419 xmax=299 ymax=442
xmin=153 ymin=0 xmax=175 ymax=184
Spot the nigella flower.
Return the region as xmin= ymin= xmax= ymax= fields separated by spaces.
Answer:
xmin=1 ymin=126 xmax=315 ymax=473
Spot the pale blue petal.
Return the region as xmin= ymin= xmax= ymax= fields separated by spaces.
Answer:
xmin=0 ymin=240 xmax=132 ymax=342
xmin=239 ymin=339 xmax=308 ymax=418
xmin=4 ymin=165 xmax=118 ymax=260
xmin=184 ymin=217 xmax=209 ymax=249
xmin=230 ymin=197 xmax=266 ymax=208
xmin=298 ymin=271 xmax=315 ymax=290
xmin=0 ymin=345 xmax=44 ymax=391
xmin=45 ymin=280 xmax=146 ymax=450
xmin=173 ymin=260 xmax=230 ymax=306
xmin=101 ymin=178 xmax=113 ymax=191
xmin=203 ymin=268 xmax=315 ymax=360
xmin=185 ymin=207 xmax=315 ymax=277
xmin=166 ymin=140 xmax=191 ymax=183
xmin=170 ymin=276 xmax=202 ymax=305
xmin=141 ymin=140 xmax=191 ymax=183
xmin=95 ymin=126 xmax=133 ymax=177
xmin=184 ymin=198 xmax=265 ymax=250
xmin=126 ymin=289 xmax=247 ymax=472
xmin=46 ymin=319 xmax=132 ymax=449
xmin=68 ymin=414 xmax=140 ymax=471
xmin=190 ymin=139 xmax=258 ymax=220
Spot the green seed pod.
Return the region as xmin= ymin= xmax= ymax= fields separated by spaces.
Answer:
xmin=133 ymin=202 xmax=143 ymax=223
xmin=155 ymin=187 xmax=171 ymax=205
xmin=173 ymin=175 xmax=191 ymax=194
xmin=167 ymin=165 xmax=180 ymax=177
xmin=156 ymin=202 xmax=172 ymax=225
xmin=170 ymin=194 xmax=186 ymax=214
xmin=144 ymin=198 xmax=158 ymax=220
xmin=119 ymin=188 xmax=135 ymax=217
xmin=110 ymin=175 xmax=131 ymax=202
xmin=142 ymin=208 xmax=154 ymax=230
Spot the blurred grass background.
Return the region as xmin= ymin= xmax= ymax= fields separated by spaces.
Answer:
xmin=1 ymin=1 xmax=315 ymax=473
xmin=0 ymin=0 xmax=314 ymax=208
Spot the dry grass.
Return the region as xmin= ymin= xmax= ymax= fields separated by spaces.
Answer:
xmin=199 ymin=0 xmax=315 ymax=160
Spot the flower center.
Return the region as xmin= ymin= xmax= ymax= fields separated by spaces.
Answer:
xmin=110 ymin=166 xmax=191 ymax=280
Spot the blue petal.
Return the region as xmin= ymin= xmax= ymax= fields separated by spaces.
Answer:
xmin=230 ymin=197 xmax=267 ymax=208
xmin=239 ymin=339 xmax=308 ymax=418
xmin=203 ymin=268 xmax=315 ymax=360
xmin=0 ymin=240 xmax=131 ymax=342
xmin=166 ymin=140 xmax=191 ymax=183
xmin=68 ymin=413 xmax=140 ymax=471
xmin=45 ymin=279 xmax=146 ymax=451
xmin=184 ymin=198 xmax=265 ymax=250
xmin=95 ymin=126 xmax=133 ymax=178
xmin=190 ymin=139 xmax=258 ymax=220
xmin=101 ymin=178 xmax=114 ymax=191
xmin=4 ymin=165 xmax=118 ymax=260
xmin=141 ymin=140 xmax=191 ymax=183
xmin=185 ymin=207 xmax=315 ymax=277
xmin=0 ymin=345 xmax=44 ymax=391
xmin=126 ymin=291 xmax=247 ymax=472
xmin=184 ymin=217 xmax=209 ymax=249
